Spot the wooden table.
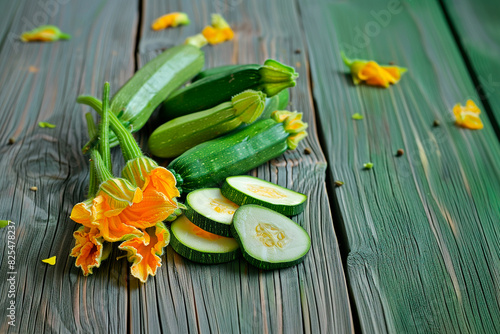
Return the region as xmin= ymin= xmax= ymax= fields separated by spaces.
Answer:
xmin=1 ymin=0 xmax=499 ymax=333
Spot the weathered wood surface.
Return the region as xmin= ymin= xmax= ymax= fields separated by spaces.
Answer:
xmin=298 ymin=0 xmax=500 ymax=333
xmin=441 ymin=0 xmax=500 ymax=131
xmin=0 ymin=0 xmax=353 ymax=333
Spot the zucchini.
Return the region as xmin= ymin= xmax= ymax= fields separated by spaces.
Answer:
xmin=78 ymin=44 xmax=204 ymax=147
xmin=161 ymin=59 xmax=298 ymax=120
xmin=170 ymin=215 xmax=240 ymax=264
xmin=168 ymin=110 xmax=308 ymax=193
xmin=185 ymin=188 xmax=239 ymax=237
xmin=260 ymin=88 xmax=290 ymax=120
xmin=231 ymin=205 xmax=311 ymax=270
xmin=148 ymin=90 xmax=265 ymax=158
xmin=221 ymin=175 xmax=307 ymax=216
xmin=192 ymin=64 xmax=253 ymax=82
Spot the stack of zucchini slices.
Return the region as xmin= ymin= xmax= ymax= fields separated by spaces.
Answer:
xmin=170 ymin=175 xmax=311 ymax=270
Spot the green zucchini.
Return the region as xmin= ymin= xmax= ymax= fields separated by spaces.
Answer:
xmin=161 ymin=59 xmax=298 ymax=120
xmin=170 ymin=215 xmax=240 ymax=264
xmin=168 ymin=110 xmax=308 ymax=193
xmin=192 ymin=64 xmax=253 ymax=82
xmin=78 ymin=44 xmax=204 ymax=147
xmin=259 ymin=88 xmax=290 ymax=120
xmin=185 ymin=188 xmax=239 ymax=237
xmin=148 ymin=90 xmax=265 ymax=158
xmin=221 ymin=175 xmax=307 ymax=216
xmin=231 ymin=205 xmax=311 ymax=270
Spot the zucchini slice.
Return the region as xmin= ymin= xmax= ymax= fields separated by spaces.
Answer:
xmin=185 ymin=188 xmax=239 ymax=237
xmin=170 ymin=215 xmax=240 ymax=264
xmin=231 ymin=205 xmax=311 ymax=270
xmin=221 ymin=175 xmax=307 ymax=216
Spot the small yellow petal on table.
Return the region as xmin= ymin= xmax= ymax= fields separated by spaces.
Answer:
xmin=42 ymin=256 xmax=56 ymax=265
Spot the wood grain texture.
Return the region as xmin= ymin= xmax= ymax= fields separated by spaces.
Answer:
xmin=440 ymin=0 xmax=500 ymax=130
xmin=0 ymin=0 xmax=353 ymax=333
xmin=133 ymin=0 xmax=353 ymax=333
xmin=298 ymin=0 xmax=500 ymax=333
xmin=0 ymin=0 xmax=138 ymax=333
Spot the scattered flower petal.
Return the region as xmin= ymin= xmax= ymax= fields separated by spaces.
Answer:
xmin=352 ymin=113 xmax=364 ymax=120
xmin=42 ymin=256 xmax=56 ymax=265
xmin=341 ymin=52 xmax=407 ymax=88
xmin=151 ymin=12 xmax=190 ymax=31
xmin=202 ymin=14 xmax=234 ymax=45
xmin=453 ymin=100 xmax=483 ymax=130
xmin=21 ymin=25 xmax=71 ymax=42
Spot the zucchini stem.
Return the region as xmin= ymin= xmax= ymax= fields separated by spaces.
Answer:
xmin=85 ymin=113 xmax=99 ymax=198
xmin=100 ymin=83 xmax=112 ymax=174
xmin=77 ymin=95 xmax=142 ymax=161
xmin=90 ymin=149 xmax=113 ymax=183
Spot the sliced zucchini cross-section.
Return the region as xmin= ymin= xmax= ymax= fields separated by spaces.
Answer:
xmin=231 ymin=205 xmax=311 ymax=270
xmin=170 ymin=215 xmax=240 ymax=264
xmin=222 ymin=175 xmax=307 ymax=216
xmin=185 ymin=188 xmax=239 ymax=237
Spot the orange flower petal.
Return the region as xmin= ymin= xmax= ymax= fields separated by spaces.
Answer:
xmin=453 ymin=100 xmax=483 ymax=130
xmin=147 ymin=167 xmax=180 ymax=204
xmin=119 ymin=188 xmax=176 ymax=229
xmin=97 ymin=214 xmax=144 ymax=242
xmin=71 ymin=226 xmax=104 ymax=275
xmin=151 ymin=12 xmax=190 ymax=31
xmin=118 ymin=223 xmax=170 ymax=283
xmin=70 ymin=199 xmax=95 ymax=228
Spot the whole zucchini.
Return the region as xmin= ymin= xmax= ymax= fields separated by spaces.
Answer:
xmin=168 ymin=110 xmax=307 ymax=193
xmin=192 ymin=64 xmax=256 ymax=82
xmin=161 ymin=59 xmax=298 ymax=120
xmin=148 ymin=90 xmax=265 ymax=158
xmin=78 ymin=44 xmax=204 ymax=147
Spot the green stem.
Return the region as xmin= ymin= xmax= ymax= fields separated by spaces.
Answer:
xmin=90 ymin=149 xmax=113 ymax=183
xmin=77 ymin=95 xmax=142 ymax=161
xmin=100 ymin=83 xmax=112 ymax=173
xmin=85 ymin=113 xmax=99 ymax=198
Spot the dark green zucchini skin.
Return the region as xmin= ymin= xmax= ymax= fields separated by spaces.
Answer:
xmin=184 ymin=202 xmax=232 ymax=237
xmin=170 ymin=230 xmax=240 ymax=264
xmin=161 ymin=60 xmax=297 ymax=120
xmin=192 ymin=64 xmax=256 ymax=82
xmin=168 ymin=119 xmax=289 ymax=193
xmin=110 ymin=44 xmax=204 ymax=143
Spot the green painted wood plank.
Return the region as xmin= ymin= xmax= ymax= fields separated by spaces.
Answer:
xmin=441 ymin=0 xmax=500 ymax=130
xmin=298 ymin=0 xmax=500 ymax=333
xmin=130 ymin=0 xmax=354 ymax=333
xmin=0 ymin=0 xmax=138 ymax=333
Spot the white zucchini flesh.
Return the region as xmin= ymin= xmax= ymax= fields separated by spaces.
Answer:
xmin=232 ymin=205 xmax=310 ymax=269
xmin=187 ymin=188 xmax=239 ymax=225
xmin=226 ymin=176 xmax=306 ymax=206
xmin=171 ymin=215 xmax=239 ymax=254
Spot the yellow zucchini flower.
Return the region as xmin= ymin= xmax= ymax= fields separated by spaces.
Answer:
xmin=151 ymin=12 xmax=190 ymax=31
xmin=118 ymin=222 xmax=170 ymax=283
xmin=202 ymin=14 xmax=234 ymax=45
xmin=453 ymin=100 xmax=483 ymax=130
xmin=341 ymin=52 xmax=407 ymax=88
xmin=20 ymin=25 xmax=71 ymax=42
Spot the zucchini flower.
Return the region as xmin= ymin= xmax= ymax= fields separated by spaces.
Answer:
xmin=271 ymin=110 xmax=308 ymax=150
xmin=151 ymin=12 xmax=190 ymax=31
xmin=341 ymin=52 xmax=407 ymax=88
xmin=70 ymin=83 xmax=176 ymax=279
xmin=20 ymin=25 xmax=71 ymax=42
xmin=202 ymin=14 xmax=234 ymax=45
xmin=453 ymin=99 xmax=483 ymax=130
xmin=71 ymin=226 xmax=110 ymax=276
xmin=118 ymin=222 xmax=170 ymax=283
